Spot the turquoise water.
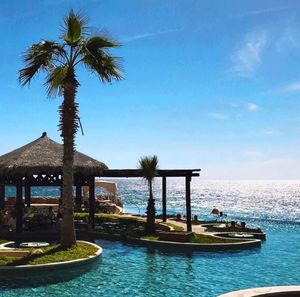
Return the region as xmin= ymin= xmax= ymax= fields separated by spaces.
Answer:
xmin=1 ymin=180 xmax=300 ymax=296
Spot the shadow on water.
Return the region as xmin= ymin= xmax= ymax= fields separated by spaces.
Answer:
xmin=0 ymin=258 xmax=100 ymax=290
xmin=143 ymin=245 xmax=262 ymax=259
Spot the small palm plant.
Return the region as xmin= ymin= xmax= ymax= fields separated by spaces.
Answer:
xmin=18 ymin=10 xmax=122 ymax=248
xmin=138 ymin=155 xmax=159 ymax=234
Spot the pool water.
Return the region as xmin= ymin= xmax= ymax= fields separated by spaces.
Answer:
xmin=0 ymin=220 xmax=299 ymax=297
xmin=1 ymin=180 xmax=299 ymax=296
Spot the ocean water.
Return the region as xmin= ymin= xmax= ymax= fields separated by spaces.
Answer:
xmin=1 ymin=179 xmax=300 ymax=297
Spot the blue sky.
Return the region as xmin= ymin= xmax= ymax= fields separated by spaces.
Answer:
xmin=1 ymin=0 xmax=300 ymax=179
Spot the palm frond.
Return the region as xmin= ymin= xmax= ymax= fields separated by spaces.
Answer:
xmin=83 ymin=53 xmax=122 ymax=82
xmin=77 ymin=34 xmax=122 ymax=82
xmin=86 ymin=36 xmax=121 ymax=51
xmin=19 ymin=41 xmax=66 ymax=87
xmin=138 ymin=155 xmax=159 ymax=182
xmin=44 ymin=66 xmax=68 ymax=97
xmin=63 ymin=10 xmax=87 ymax=46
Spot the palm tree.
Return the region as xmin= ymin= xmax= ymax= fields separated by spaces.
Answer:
xmin=138 ymin=155 xmax=159 ymax=234
xmin=18 ymin=10 xmax=122 ymax=248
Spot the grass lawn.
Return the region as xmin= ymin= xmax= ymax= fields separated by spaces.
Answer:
xmin=0 ymin=242 xmax=99 ymax=266
xmin=0 ymin=255 xmax=16 ymax=266
xmin=141 ymin=233 xmax=245 ymax=244
xmin=189 ymin=233 xmax=245 ymax=244
xmin=74 ymin=212 xmax=141 ymax=224
xmin=0 ymin=239 xmax=9 ymax=244
xmin=141 ymin=235 xmax=159 ymax=241
xmin=165 ymin=222 xmax=184 ymax=231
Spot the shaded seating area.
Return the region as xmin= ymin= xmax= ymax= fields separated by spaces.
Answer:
xmin=0 ymin=132 xmax=200 ymax=234
xmin=0 ymin=132 xmax=108 ymax=232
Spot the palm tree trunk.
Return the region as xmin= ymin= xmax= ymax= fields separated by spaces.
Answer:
xmin=59 ymin=68 xmax=79 ymax=248
xmin=146 ymin=180 xmax=156 ymax=234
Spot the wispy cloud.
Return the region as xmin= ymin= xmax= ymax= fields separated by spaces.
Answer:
xmin=231 ymin=31 xmax=268 ymax=77
xmin=121 ymin=28 xmax=181 ymax=43
xmin=279 ymin=81 xmax=300 ymax=93
xmin=266 ymin=130 xmax=275 ymax=135
xmin=247 ymin=102 xmax=259 ymax=111
xmin=208 ymin=113 xmax=229 ymax=120
xmin=235 ymin=6 xmax=289 ymax=18
xmin=245 ymin=150 xmax=265 ymax=160
xmin=230 ymin=101 xmax=259 ymax=111
xmin=276 ymin=27 xmax=300 ymax=52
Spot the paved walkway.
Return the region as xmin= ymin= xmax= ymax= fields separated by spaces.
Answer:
xmin=128 ymin=214 xmax=207 ymax=234
xmin=163 ymin=219 xmax=207 ymax=234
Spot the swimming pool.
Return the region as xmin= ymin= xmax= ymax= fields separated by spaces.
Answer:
xmin=0 ymin=219 xmax=299 ymax=297
xmin=1 ymin=180 xmax=299 ymax=296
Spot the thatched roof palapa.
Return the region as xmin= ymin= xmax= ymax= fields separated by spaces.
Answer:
xmin=0 ymin=132 xmax=108 ymax=177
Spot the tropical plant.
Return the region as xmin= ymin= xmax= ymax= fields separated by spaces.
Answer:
xmin=18 ymin=10 xmax=122 ymax=248
xmin=138 ymin=155 xmax=159 ymax=234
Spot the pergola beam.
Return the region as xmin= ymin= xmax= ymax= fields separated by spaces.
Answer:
xmin=101 ymin=169 xmax=200 ymax=178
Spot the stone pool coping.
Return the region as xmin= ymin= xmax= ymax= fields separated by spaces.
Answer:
xmin=0 ymin=240 xmax=102 ymax=271
xmin=213 ymin=232 xmax=266 ymax=240
xmin=129 ymin=236 xmax=261 ymax=251
xmin=218 ymin=286 xmax=300 ymax=296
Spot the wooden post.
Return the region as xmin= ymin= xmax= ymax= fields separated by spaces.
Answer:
xmin=162 ymin=176 xmax=167 ymax=222
xmin=89 ymin=177 xmax=95 ymax=228
xmin=75 ymin=185 xmax=82 ymax=207
xmin=0 ymin=185 xmax=5 ymax=210
xmin=185 ymin=175 xmax=192 ymax=232
xmin=25 ymin=185 xmax=31 ymax=207
xmin=16 ymin=183 xmax=23 ymax=233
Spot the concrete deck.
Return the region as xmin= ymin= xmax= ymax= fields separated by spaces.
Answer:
xmin=218 ymin=286 xmax=300 ymax=297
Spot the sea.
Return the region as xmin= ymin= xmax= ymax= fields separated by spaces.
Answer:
xmin=1 ymin=178 xmax=299 ymax=297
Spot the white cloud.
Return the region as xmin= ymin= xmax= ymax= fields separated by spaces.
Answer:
xmin=122 ymin=28 xmax=181 ymax=42
xmin=231 ymin=32 xmax=268 ymax=76
xmin=247 ymin=102 xmax=259 ymax=111
xmin=208 ymin=113 xmax=229 ymax=120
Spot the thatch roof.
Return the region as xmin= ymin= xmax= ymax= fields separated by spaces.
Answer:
xmin=0 ymin=132 xmax=108 ymax=176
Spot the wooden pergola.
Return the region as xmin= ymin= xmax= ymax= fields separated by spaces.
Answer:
xmin=0 ymin=133 xmax=200 ymax=233
xmin=101 ymin=169 xmax=200 ymax=231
